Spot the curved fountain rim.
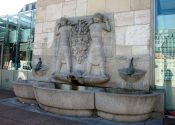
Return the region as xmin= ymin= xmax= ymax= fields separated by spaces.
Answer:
xmin=33 ymin=82 xmax=96 ymax=93
xmin=12 ymin=80 xmax=37 ymax=85
xmin=96 ymin=90 xmax=161 ymax=97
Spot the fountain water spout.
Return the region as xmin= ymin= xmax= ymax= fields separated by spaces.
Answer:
xmin=127 ymin=57 xmax=134 ymax=76
xmin=118 ymin=57 xmax=146 ymax=83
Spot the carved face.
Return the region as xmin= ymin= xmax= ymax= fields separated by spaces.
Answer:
xmin=93 ymin=14 xmax=103 ymax=23
xmin=60 ymin=18 xmax=68 ymax=26
xmin=60 ymin=20 xmax=66 ymax=26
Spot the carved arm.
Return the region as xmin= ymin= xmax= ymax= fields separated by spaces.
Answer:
xmin=104 ymin=18 xmax=111 ymax=32
xmin=56 ymin=23 xmax=61 ymax=36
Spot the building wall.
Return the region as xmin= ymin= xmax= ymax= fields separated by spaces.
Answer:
xmin=33 ymin=0 xmax=153 ymax=90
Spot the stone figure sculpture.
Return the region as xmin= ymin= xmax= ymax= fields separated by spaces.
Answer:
xmin=52 ymin=13 xmax=111 ymax=85
xmin=85 ymin=13 xmax=111 ymax=77
xmin=55 ymin=17 xmax=72 ymax=73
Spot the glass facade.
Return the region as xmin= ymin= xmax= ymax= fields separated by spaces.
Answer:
xmin=0 ymin=2 xmax=36 ymax=88
xmin=155 ymin=0 xmax=175 ymax=110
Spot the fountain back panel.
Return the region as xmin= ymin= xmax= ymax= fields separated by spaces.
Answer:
xmin=32 ymin=13 xmax=152 ymax=90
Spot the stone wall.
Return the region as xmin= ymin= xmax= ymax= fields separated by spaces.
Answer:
xmin=33 ymin=0 xmax=153 ymax=90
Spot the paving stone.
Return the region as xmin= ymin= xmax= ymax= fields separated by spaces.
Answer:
xmin=0 ymin=108 xmax=51 ymax=125
xmin=0 ymin=117 xmax=24 ymax=125
xmin=0 ymin=104 xmax=17 ymax=112
xmin=163 ymin=118 xmax=175 ymax=125
xmin=36 ymin=117 xmax=86 ymax=125
xmin=0 ymin=88 xmax=15 ymax=99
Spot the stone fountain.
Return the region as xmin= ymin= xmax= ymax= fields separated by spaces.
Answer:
xmin=13 ymin=13 xmax=164 ymax=122
xmin=118 ymin=57 xmax=147 ymax=88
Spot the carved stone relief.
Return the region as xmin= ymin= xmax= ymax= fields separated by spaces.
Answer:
xmin=71 ymin=20 xmax=90 ymax=64
xmin=52 ymin=13 xmax=112 ymax=85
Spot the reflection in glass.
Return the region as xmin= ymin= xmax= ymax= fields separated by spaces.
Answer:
xmin=155 ymin=0 xmax=175 ymax=110
xmin=0 ymin=6 xmax=36 ymax=70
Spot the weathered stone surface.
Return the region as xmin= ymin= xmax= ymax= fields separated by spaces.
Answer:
xmin=32 ymin=55 xmax=56 ymax=81
xmin=33 ymin=83 xmax=95 ymax=116
xmin=95 ymin=90 xmax=162 ymax=122
xmin=46 ymin=3 xmax=62 ymax=21
xmin=62 ymin=1 xmax=76 ymax=17
xmin=106 ymin=56 xmax=152 ymax=90
xmin=97 ymin=111 xmax=150 ymax=122
xmin=114 ymin=12 xmax=134 ymax=26
xmin=18 ymin=97 xmax=37 ymax=104
xmin=115 ymin=26 xmax=126 ymax=45
xmin=131 ymin=0 xmax=151 ymax=10
xmin=116 ymin=46 xmax=132 ymax=56
xmin=135 ymin=10 xmax=150 ymax=25
xmin=33 ymin=9 xmax=152 ymax=90
xmin=87 ymin=0 xmax=106 ymax=14
xmin=12 ymin=80 xmax=37 ymax=104
xmin=153 ymin=90 xmax=165 ymax=114
xmin=39 ymin=103 xmax=94 ymax=117
xmin=47 ymin=32 xmax=55 ymax=48
xmin=42 ymin=48 xmax=56 ymax=56
xmin=106 ymin=0 xmax=130 ymax=13
xmin=33 ymin=49 xmax=43 ymax=56
xmin=33 ymin=48 xmax=56 ymax=56
xmin=36 ymin=7 xmax=46 ymax=23
xmin=76 ymin=0 xmax=87 ymax=16
xmin=125 ymin=24 xmax=150 ymax=46
xmin=132 ymin=46 xmax=150 ymax=55
xmin=51 ymin=14 xmax=113 ymax=85
xmin=43 ymin=21 xmax=56 ymax=33
xmin=35 ymin=23 xmax=43 ymax=34
xmin=37 ymin=0 xmax=58 ymax=8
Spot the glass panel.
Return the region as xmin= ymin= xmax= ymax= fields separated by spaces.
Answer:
xmin=0 ymin=2 xmax=36 ymax=88
xmin=0 ymin=43 xmax=3 ymax=68
xmin=0 ymin=10 xmax=35 ymax=71
xmin=155 ymin=0 xmax=175 ymax=110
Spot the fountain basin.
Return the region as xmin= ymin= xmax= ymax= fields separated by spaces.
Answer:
xmin=33 ymin=83 xmax=95 ymax=116
xmin=118 ymin=68 xmax=146 ymax=82
xmin=52 ymin=72 xmax=110 ymax=85
xmin=13 ymin=80 xmax=37 ymax=104
xmin=95 ymin=88 xmax=162 ymax=122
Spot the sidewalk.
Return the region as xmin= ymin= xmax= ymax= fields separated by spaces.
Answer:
xmin=0 ymin=88 xmax=168 ymax=125
xmin=0 ymin=104 xmax=85 ymax=125
xmin=0 ymin=88 xmax=15 ymax=99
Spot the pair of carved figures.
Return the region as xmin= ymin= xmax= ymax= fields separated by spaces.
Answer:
xmin=55 ymin=13 xmax=111 ymax=77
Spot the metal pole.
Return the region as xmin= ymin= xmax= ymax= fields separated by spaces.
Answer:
xmin=15 ymin=13 xmax=21 ymax=70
